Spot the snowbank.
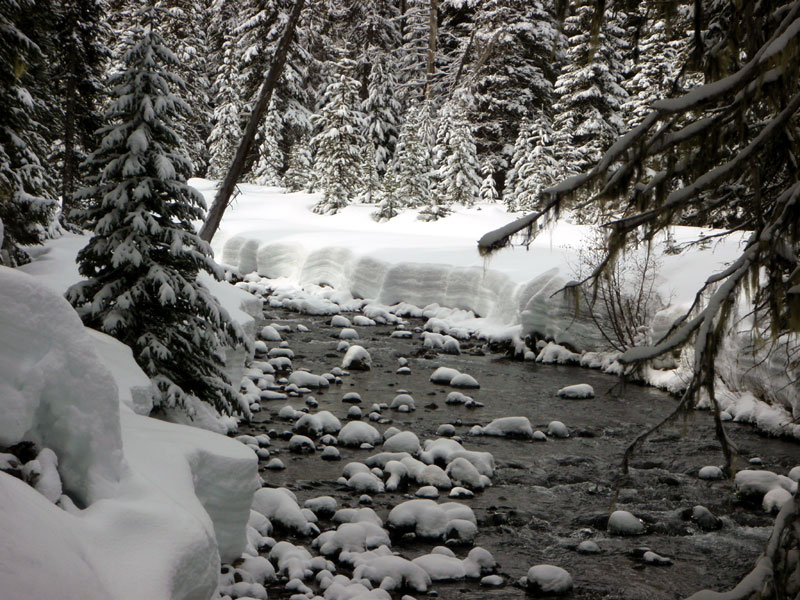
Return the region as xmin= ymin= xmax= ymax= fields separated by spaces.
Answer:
xmin=0 ymin=268 xmax=259 ymax=599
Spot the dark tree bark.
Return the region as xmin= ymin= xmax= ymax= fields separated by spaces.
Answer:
xmin=199 ymin=0 xmax=306 ymax=243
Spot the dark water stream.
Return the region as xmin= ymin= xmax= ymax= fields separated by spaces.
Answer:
xmin=239 ymin=306 xmax=799 ymax=599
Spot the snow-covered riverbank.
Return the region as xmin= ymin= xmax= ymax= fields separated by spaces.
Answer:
xmin=201 ymin=180 xmax=798 ymax=438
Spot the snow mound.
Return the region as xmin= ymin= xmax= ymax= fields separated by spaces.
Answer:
xmin=557 ymin=383 xmax=595 ymax=399
xmin=353 ymin=554 xmax=432 ymax=592
xmin=382 ymin=431 xmax=421 ymax=455
xmin=430 ymin=367 xmax=461 ymax=384
xmin=387 ymin=499 xmax=475 ymax=539
xmin=478 ymin=416 xmax=533 ymax=439
xmin=607 ymin=510 xmax=645 ymax=535
xmin=252 ymin=488 xmax=319 ymax=536
xmin=343 ymin=345 xmax=372 ymax=370
xmin=524 ymin=565 xmax=573 ymax=595
xmin=339 ymin=422 xmax=382 ymax=447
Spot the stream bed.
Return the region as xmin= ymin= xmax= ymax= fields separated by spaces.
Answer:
xmin=238 ymin=305 xmax=799 ymax=599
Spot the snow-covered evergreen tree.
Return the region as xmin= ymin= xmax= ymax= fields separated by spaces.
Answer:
xmin=358 ymin=143 xmax=383 ymax=205
xmin=552 ymin=0 xmax=628 ymax=174
xmin=0 ymin=0 xmax=57 ymax=266
xmin=206 ymin=0 xmax=242 ymax=180
xmin=283 ymin=137 xmax=314 ymax=192
xmin=66 ymin=5 xmax=247 ymax=417
xmin=50 ymin=0 xmax=109 ymax=222
xmin=471 ymin=0 xmax=563 ymax=165
xmin=310 ymin=61 xmax=366 ymax=214
xmin=389 ymin=104 xmax=435 ymax=211
xmin=479 ymin=160 xmax=498 ymax=204
xmin=252 ymin=103 xmax=283 ymax=185
xmin=506 ymin=116 xmax=559 ymax=212
xmin=372 ymin=166 xmax=401 ymax=222
xmin=432 ymin=99 xmax=481 ymax=213
xmin=363 ymin=52 xmax=401 ymax=176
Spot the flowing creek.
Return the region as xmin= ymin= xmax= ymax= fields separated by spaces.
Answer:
xmin=237 ymin=305 xmax=799 ymax=599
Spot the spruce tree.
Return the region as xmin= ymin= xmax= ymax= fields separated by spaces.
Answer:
xmin=251 ymin=103 xmax=284 ymax=186
xmin=206 ymin=0 xmax=243 ymax=179
xmin=507 ymin=116 xmax=559 ymax=212
xmin=283 ymin=137 xmax=314 ymax=192
xmin=310 ymin=61 xmax=366 ymax=214
xmin=479 ymin=160 xmax=498 ymax=204
xmin=363 ymin=52 xmax=401 ymax=176
xmin=552 ymin=0 xmax=628 ymax=174
xmin=50 ymin=0 xmax=109 ymax=223
xmin=0 ymin=0 xmax=57 ymax=266
xmin=389 ymin=104 xmax=435 ymax=210
xmin=66 ymin=4 xmax=248 ymax=417
xmin=432 ymin=99 xmax=481 ymax=214
xmin=357 ymin=143 xmax=383 ymax=205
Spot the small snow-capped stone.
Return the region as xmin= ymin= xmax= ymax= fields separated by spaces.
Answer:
xmin=347 ymin=406 xmax=363 ymax=420
xmin=321 ymin=446 xmax=341 ymax=461
xmin=331 ymin=315 xmax=351 ymax=327
xmin=445 ymin=391 xmax=471 ymax=405
xmin=690 ymin=505 xmax=721 ymax=531
xmin=445 ymin=518 xmax=477 ymax=544
xmin=643 ymin=550 xmax=672 ymax=565
xmin=320 ymin=434 xmax=337 ymax=446
xmin=749 ymin=457 xmax=763 ymax=465
xmin=430 ymin=366 xmax=461 ymax=384
xmin=446 ymin=457 xmax=490 ymax=490
xmin=789 ymin=466 xmax=800 ymax=482
xmin=348 ymin=472 xmax=384 ymax=494
xmin=416 ymin=485 xmax=440 ymax=498
xmin=342 ymin=392 xmax=362 ymax=404
xmin=304 ymin=496 xmax=338 ymax=518
xmin=482 ymin=416 xmax=533 ymax=439
xmin=449 ymin=487 xmax=474 ymax=499
xmin=337 ymin=340 xmax=350 ymax=352
xmin=265 ymin=458 xmax=285 ymax=470
xmin=396 ymin=366 xmax=412 ymax=374
xmin=260 ymin=325 xmax=282 ymax=341
xmin=481 ymin=575 xmax=504 ymax=587
xmin=268 ymin=347 xmax=294 ymax=359
xmin=289 ymin=435 xmax=315 ymax=453
xmin=253 ymin=488 xmax=319 ymax=536
xmin=532 ymin=430 xmax=547 ymax=441
xmin=577 ymin=540 xmax=600 ymax=554
xmin=383 ymin=431 xmax=421 ymax=455
xmin=390 ymin=394 xmax=416 ymax=411
xmin=698 ymin=465 xmax=724 ymax=480
xmin=338 ymin=421 xmax=382 ymax=447
xmin=525 ymin=565 xmax=573 ymax=595
xmin=278 ymin=405 xmax=300 ymax=420
xmin=339 ymin=328 xmax=358 ymax=340
xmin=254 ymin=340 xmax=268 ymax=354
xmin=398 ymin=357 xmax=409 ymax=366
xmin=557 ymin=383 xmax=595 ymax=399
xmin=391 ymin=330 xmax=413 ymax=339
xmin=296 ymin=324 xmax=309 ymax=332
xmin=608 ymin=510 xmax=645 ymax=535
xmin=342 ymin=345 xmax=371 ymax=370
xmin=353 ymin=315 xmax=376 ymax=326
xmin=437 ymin=424 xmax=456 ymax=437
xmin=450 ymin=373 xmax=479 ymax=388
xmin=764 ymin=487 xmax=793 ymax=513
xmin=547 ymin=421 xmax=569 ymax=438
xmin=353 ymin=555 xmax=432 ymax=592
xmin=735 ymin=469 xmax=797 ymax=499
xmin=288 ymin=371 xmax=329 ymax=389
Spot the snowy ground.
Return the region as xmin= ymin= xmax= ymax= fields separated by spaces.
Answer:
xmin=199 ymin=181 xmax=798 ymax=438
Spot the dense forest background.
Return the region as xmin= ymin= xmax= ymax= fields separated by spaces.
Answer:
xmin=2 ymin=0 xmax=713 ymax=263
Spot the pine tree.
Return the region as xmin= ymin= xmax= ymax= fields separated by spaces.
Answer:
xmin=283 ymin=137 xmax=314 ymax=192
xmin=432 ymin=99 xmax=481 ymax=213
xmin=66 ymin=4 xmax=247 ymax=417
xmin=372 ymin=165 xmax=401 ymax=222
xmin=50 ymin=0 xmax=109 ymax=223
xmin=357 ymin=143 xmax=383 ymax=205
xmin=552 ymin=0 xmax=628 ymax=174
xmin=389 ymin=104 xmax=435 ymax=210
xmin=0 ymin=0 xmax=58 ymax=266
xmin=471 ymin=0 xmax=563 ymax=165
xmin=479 ymin=160 xmax=498 ymax=204
xmin=251 ymin=103 xmax=283 ymax=185
xmin=206 ymin=0 xmax=242 ymax=179
xmin=363 ymin=52 xmax=401 ymax=176
xmin=310 ymin=61 xmax=366 ymax=214
xmin=507 ymin=116 xmax=559 ymax=212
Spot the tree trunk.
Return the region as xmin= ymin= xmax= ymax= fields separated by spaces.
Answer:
xmin=199 ymin=0 xmax=306 ymax=243
xmin=424 ymin=0 xmax=437 ymax=100
xmin=61 ymin=37 xmax=79 ymax=224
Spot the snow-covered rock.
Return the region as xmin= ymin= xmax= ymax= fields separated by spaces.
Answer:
xmin=338 ymin=422 xmax=382 ymax=447
xmin=252 ymin=488 xmax=319 ymax=536
xmin=524 ymin=565 xmax=573 ymax=595
xmin=342 ymin=345 xmax=371 ymax=370
xmin=382 ymin=431 xmax=421 ymax=455
xmin=480 ymin=416 xmax=533 ymax=439
xmin=450 ymin=373 xmax=480 ymax=388
xmin=557 ymin=383 xmax=595 ymax=399
xmin=607 ymin=510 xmax=645 ymax=535
xmin=430 ymin=366 xmax=461 ymax=384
